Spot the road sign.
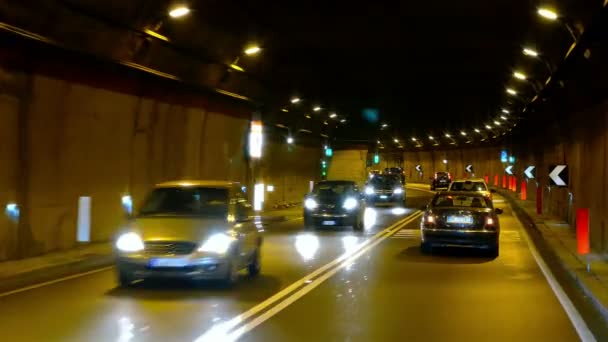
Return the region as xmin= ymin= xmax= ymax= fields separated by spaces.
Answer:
xmin=505 ymin=165 xmax=514 ymax=175
xmin=415 ymin=164 xmax=422 ymax=172
xmin=524 ymin=166 xmax=536 ymax=179
xmin=465 ymin=164 xmax=474 ymax=173
xmin=508 ymin=155 xmax=515 ymax=163
xmin=500 ymin=150 xmax=508 ymax=163
xmin=549 ymin=165 xmax=568 ymax=187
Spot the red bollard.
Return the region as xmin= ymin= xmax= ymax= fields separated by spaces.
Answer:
xmin=520 ymin=180 xmax=527 ymax=200
xmin=494 ymin=174 xmax=499 ymax=186
xmin=512 ymin=177 xmax=517 ymax=192
xmin=484 ymin=175 xmax=489 ymax=184
xmin=502 ymin=175 xmax=507 ymax=188
xmin=536 ymin=186 xmax=542 ymax=215
xmin=576 ymin=208 xmax=590 ymax=255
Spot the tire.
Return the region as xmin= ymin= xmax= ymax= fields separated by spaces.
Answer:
xmin=354 ymin=215 xmax=364 ymax=231
xmin=421 ymin=242 xmax=433 ymax=254
xmin=247 ymin=249 xmax=261 ymax=277
xmin=489 ymin=245 xmax=499 ymax=258
xmin=222 ymin=260 xmax=239 ymax=287
xmin=117 ymin=270 xmax=134 ymax=287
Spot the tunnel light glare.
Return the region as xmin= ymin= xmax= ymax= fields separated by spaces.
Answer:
xmin=295 ymin=234 xmax=320 ymax=261
xmin=266 ymin=185 xmax=274 ymax=192
xmin=329 ymin=113 xmax=337 ymax=118
xmin=538 ymin=8 xmax=558 ymax=20
xmin=381 ymin=123 xmax=389 ymax=128
xmin=249 ymin=121 xmax=263 ymax=158
xmin=169 ymin=6 xmax=190 ymax=18
xmin=500 ymin=115 xmax=507 ymax=120
xmin=393 ymin=138 xmax=399 ymax=143
xmin=342 ymin=236 xmax=360 ymax=253
xmin=494 ymin=121 xmax=501 ymax=126
xmin=229 ymin=63 xmax=245 ymax=72
xmin=486 ymin=125 xmax=492 ymax=129
xmin=523 ymin=48 xmax=539 ymax=57
xmin=460 ymin=131 xmax=467 ymax=136
xmin=313 ymin=106 xmax=322 ymax=112
xmin=502 ymin=109 xmax=510 ymax=114
xmin=253 ymin=183 xmax=265 ymax=211
xmin=340 ymin=119 xmax=346 ymax=123
xmin=445 ymin=133 xmax=451 ymax=138
xmin=305 ymin=115 xmax=312 ymax=119
xmin=290 ymin=97 xmax=301 ymax=103
xmin=442 ymin=159 xmax=448 ymax=164
xmin=244 ymin=46 xmax=261 ymax=56
xmin=513 ymin=72 xmax=527 ymax=80
xmin=364 ymin=208 xmax=377 ymax=229
xmin=428 ymin=136 xmax=434 ymax=140
xmin=506 ymin=88 xmax=517 ymax=95
xmin=474 ymin=128 xmax=481 ymax=133
xmin=286 ymin=136 xmax=294 ymax=144
xmin=391 ymin=207 xmax=407 ymax=215
xmin=411 ymin=137 xmax=417 ymax=142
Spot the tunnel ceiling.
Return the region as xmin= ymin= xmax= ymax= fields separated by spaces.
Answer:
xmin=3 ymin=0 xmax=604 ymax=147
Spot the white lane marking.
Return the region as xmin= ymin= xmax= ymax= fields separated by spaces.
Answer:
xmin=405 ymin=185 xmax=436 ymax=194
xmin=194 ymin=212 xmax=423 ymax=342
xmin=0 ymin=266 xmax=114 ymax=298
xmin=391 ymin=229 xmax=419 ymax=239
xmin=516 ymin=210 xmax=596 ymax=341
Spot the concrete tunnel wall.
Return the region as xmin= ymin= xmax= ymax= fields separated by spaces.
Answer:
xmin=0 ymin=68 xmax=321 ymax=261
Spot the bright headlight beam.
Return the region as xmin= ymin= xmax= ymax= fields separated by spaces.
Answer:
xmin=342 ymin=197 xmax=358 ymax=210
xmin=198 ymin=233 xmax=235 ymax=254
xmin=116 ymin=232 xmax=144 ymax=252
xmin=304 ymin=198 xmax=318 ymax=210
xmin=169 ymin=6 xmax=190 ymax=18
xmin=538 ymin=8 xmax=558 ymax=20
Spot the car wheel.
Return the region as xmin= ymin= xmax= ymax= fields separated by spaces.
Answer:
xmin=247 ymin=249 xmax=261 ymax=277
xmin=222 ymin=259 xmax=240 ymax=287
xmin=421 ymin=242 xmax=433 ymax=254
xmin=354 ymin=215 xmax=364 ymax=231
xmin=117 ymin=270 xmax=134 ymax=287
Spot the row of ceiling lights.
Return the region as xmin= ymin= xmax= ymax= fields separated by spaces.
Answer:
xmin=376 ymin=5 xmax=580 ymax=150
xmin=167 ymin=5 xmax=350 ymax=146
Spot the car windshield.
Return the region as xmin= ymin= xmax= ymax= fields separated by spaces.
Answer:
xmin=369 ymin=175 xmax=400 ymax=187
xmin=436 ymin=172 xmax=449 ymax=178
xmin=313 ymin=182 xmax=356 ymax=198
xmin=432 ymin=194 xmax=491 ymax=208
xmin=450 ymin=181 xmax=487 ymax=191
xmin=138 ymin=187 xmax=229 ymax=217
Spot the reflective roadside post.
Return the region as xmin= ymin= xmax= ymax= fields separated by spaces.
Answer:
xmin=576 ymin=208 xmax=590 ymax=272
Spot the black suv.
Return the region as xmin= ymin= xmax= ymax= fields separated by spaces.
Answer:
xmin=431 ymin=172 xmax=452 ymax=190
xmin=384 ymin=167 xmax=405 ymax=184
xmin=364 ymin=174 xmax=406 ymax=206
xmin=304 ymin=180 xmax=365 ymax=230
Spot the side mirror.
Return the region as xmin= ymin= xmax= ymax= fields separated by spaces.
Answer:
xmin=495 ymin=208 xmax=503 ymax=215
xmin=490 ymin=189 xmax=497 ymax=193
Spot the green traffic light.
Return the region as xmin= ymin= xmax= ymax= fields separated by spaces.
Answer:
xmin=374 ymin=154 xmax=380 ymax=164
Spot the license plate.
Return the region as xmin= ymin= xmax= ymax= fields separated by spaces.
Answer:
xmin=446 ymin=215 xmax=473 ymax=224
xmin=149 ymin=257 xmax=188 ymax=268
xmin=380 ymin=195 xmax=388 ymax=199
xmin=322 ymin=220 xmax=336 ymax=226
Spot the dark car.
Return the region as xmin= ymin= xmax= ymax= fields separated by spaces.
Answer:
xmin=420 ymin=192 xmax=502 ymax=256
xmin=384 ymin=167 xmax=405 ymax=183
xmin=430 ymin=171 xmax=452 ymax=190
xmin=364 ymin=174 xmax=406 ymax=206
xmin=304 ymin=180 xmax=365 ymax=230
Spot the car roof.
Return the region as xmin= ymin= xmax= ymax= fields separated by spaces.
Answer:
xmin=155 ymin=180 xmax=238 ymax=188
xmin=435 ymin=191 xmax=488 ymax=197
xmin=317 ymin=180 xmax=356 ymax=184
xmin=451 ymin=178 xmax=486 ymax=182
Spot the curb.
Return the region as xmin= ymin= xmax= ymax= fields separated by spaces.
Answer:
xmin=497 ymin=189 xmax=608 ymax=325
xmin=0 ymin=254 xmax=114 ymax=294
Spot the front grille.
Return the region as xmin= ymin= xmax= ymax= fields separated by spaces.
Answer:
xmin=144 ymin=241 xmax=197 ymax=255
xmin=374 ymin=189 xmax=393 ymax=195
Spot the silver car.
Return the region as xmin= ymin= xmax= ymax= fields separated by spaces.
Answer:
xmin=114 ymin=180 xmax=263 ymax=287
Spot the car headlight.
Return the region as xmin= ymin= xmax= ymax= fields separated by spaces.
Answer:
xmin=198 ymin=233 xmax=235 ymax=254
xmin=393 ymin=188 xmax=403 ymax=194
xmin=342 ymin=197 xmax=358 ymax=210
xmin=304 ymin=198 xmax=318 ymax=210
xmin=115 ymin=232 xmax=144 ymax=252
xmin=365 ymin=186 xmax=374 ymax=195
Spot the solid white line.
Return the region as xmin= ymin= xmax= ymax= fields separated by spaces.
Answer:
xmin=0 ymin=266 xmax=114 ymax=298
xmin=516 ymin=206 xmax=596 ymax=341
xmin=224 ymin=211 xmax=423 ymax=341
xmin=194 ymin=212 xmax=422 ymax=342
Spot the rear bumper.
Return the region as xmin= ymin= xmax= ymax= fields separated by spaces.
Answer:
xmin=115 ymin=255 xmax=230 ymax=280
xmin=421 ymin=229 xmax=498 ymax=249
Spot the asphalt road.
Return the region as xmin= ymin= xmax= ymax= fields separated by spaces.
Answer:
xmin=0 ymin=188 xmax=584 ymax=341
